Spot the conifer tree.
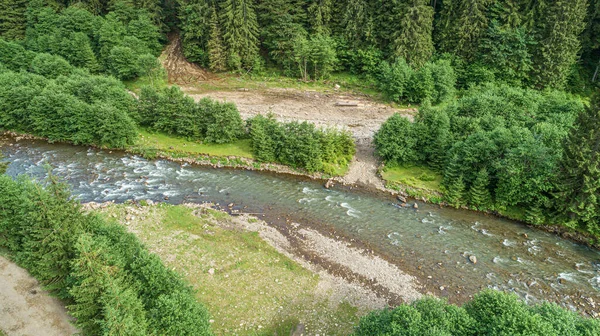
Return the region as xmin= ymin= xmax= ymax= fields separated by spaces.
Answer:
xmin=0 ymin=0 xmax=28 ymax=39
xmin=207 ymin=5 xmax=226 ymax=71
xmin=531 ymin=0 xmax=588 ymax=89
xmin=469 ymin=168 xmax=493 ymax=209
xmin=178 ymin=0 xmax=212 ymax=65
xmin=446 ymin=175 xmax=466 ymax=208
xmin=437 ymin=0 xmax=491 ymax=60
xmin=393 ymin=0 xmax=434 ymax=68
xmin=307 ymin=0 xmax=333 ymax=34
xmin=341 ymin=0 xmax=375 ymax=47
xmin=557 ymin=95 xmax=600 ymax=235
xmin=220 ymin=0 xmax=260 ymax=70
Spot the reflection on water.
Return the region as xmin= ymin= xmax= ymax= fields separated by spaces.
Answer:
xmin=2 ymin=136 xmax=600 ymax=314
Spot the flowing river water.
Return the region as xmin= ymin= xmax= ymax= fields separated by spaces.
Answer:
xmin=2 ymin=135 xmax=600 ymax=315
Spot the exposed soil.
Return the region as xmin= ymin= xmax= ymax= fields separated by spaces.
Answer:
xmin=160 ymin=35 xmax=414 ymax=192
xmin=0 ymin=256 xmax=77 ymax=336
xmin=161 ymin=33 xmax=213 ymax=84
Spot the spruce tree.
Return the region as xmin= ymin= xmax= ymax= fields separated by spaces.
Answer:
xmin=341 ymin=0 xmax=375 ymax=47
xmin=557 ymin=95 xmax=600 ymax=235
xmin=0 ymin=0 xmax=28 ymax=39
xmin=393 ymin=0 xmax=434 ymax=68
xmin=220 ymin=0 xmax=260 ymax=70
xmin=437 ymin=0 xmax=491 ymax=60
xmin=469 ymin=168 xmax=493 ymax=209
xmin=531 ymin=0 xmax=588 ymax=89
xmin=307 ymin=0 xmax=333 ymax=34
xmin=207 ymin=5 xmax=226 ymax=71
xmin=446 ymin=175 xmax=466 ymax=208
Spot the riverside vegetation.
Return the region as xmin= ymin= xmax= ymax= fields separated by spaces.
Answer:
xmin=1 ymin=0 xmax=600 ymax=334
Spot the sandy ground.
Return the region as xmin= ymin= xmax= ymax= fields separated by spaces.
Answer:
xmin=0 ymin=256 xmax=77 ymax=336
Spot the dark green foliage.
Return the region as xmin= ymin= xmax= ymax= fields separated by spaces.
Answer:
xmin=0 ymin=153 xmax=7 ymax=174
xmin=0 ymin=55 xmax=138 ymax=148
xmin=392 ymin=0 xmax=434 ymax=68
xmin=248 ymin=114 xmax=355 ymax=173
xmin=374 ymin=114 xmax=416 ymax=166
xmin=0 ymin=175 xmax=213 ymax=335
xmin=557 ymin=95 xmax=600 ymax=234
xmin=355 ymin=290 xmax=598 ymax=336
xmin=0 ymin=0 xmax=28 ymax=39
xmin=138 ymin=85 xmax=245 ymax=144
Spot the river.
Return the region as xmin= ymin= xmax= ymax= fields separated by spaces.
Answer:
xmin=1 ymin=135 xmax=599 ymax=315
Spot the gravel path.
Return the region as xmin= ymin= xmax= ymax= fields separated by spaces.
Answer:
xmin=0 ymin=256 xmax=77 ymax=336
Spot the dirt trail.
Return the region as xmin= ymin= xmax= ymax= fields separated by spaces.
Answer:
xmin=162 ymin=35 xmax=415 ymax=190
xmin=0 ymin=256 xmax=77 ymax=336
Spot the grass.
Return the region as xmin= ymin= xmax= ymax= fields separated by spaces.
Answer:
xmin=381 ymin=164 xmax=443 ymax=192
xmin=99 ymin=204 xmax=361 ymax=335
xmin=135 ymin=129 xmax=255 ymax=159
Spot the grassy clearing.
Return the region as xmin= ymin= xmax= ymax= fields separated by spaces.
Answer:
xmin=99 ymin=204 xmax=360 ymax=335
xmin=134 ymin=129 xmax=255 ymax=159
xmin=381 ymin=164 xmax=443 ymax=192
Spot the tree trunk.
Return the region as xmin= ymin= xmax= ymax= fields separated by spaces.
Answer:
xmin=593 ymin=59 xmax=600 ymax=82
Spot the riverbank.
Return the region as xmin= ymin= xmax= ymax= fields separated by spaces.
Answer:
xmin=85 ymin=201 xmax=422 ymax=335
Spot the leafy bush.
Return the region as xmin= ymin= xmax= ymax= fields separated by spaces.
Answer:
xmin=0 ymin=175 xmax=213 ymax=335
xmin=137 ymin=85 xmax=245 ymax=144
xmin=29 ymin=52 xmax=73 ymax=78
xmin=374 ymin=83 xmax=584 ymax=223
xmin=376 ymin=58 xmax=456 ymax=105
xmin=248 ymin=114 xmax=355 ymax=173
xmin=0 ymin=66 xmax=138 ymax=148
xmin=354 ymin=291 xmax=599 ymax=336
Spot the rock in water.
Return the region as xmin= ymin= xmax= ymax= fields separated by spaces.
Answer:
xmin=413 ymin=203 xmax=419 ymax=209
xmin=324 ymin=179 xmax=334 ymax=189
xmin=397 ymin=195 xmax=407 ymax=203
xmin=469 ymin=256 xmax=477 ymax=264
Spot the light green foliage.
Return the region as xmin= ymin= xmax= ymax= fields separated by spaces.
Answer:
xmin=376 ymin=58 xmax=456 ymax=105
xmin=355 ymin=290 xmax=598 ymax=335
xmin=138 ymin=85 xmax=245 ymax=143
xmin=29 ymin=52 xmax=73 ymax=78
xmin=248 ymin=114 xmax=355 ymax=173
xmin=468 ymin=168 xmax=492 ymax=209
xmin=374 ymin=114 xmax=417 ymax=165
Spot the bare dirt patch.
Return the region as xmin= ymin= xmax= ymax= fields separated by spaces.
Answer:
xmin=0 ymin=256 xmax=77 ymax=336
xmin=161 ymin=34 xmax=212 ymax=85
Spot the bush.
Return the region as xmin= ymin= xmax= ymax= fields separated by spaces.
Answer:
xmin=137 ymin=86 xmax=245 ymax=144
xmin=374 ymin=114 xmax=417 ymax=165
xmin=354 ymin=291 xmax=598 ymax=336
xmin=248 ymin=114 xmax=355 ymax=173
xmin=29 ymin=53 xmax=73 ymax=79
xmin=0 ymin=175 xmax=213 ymax=335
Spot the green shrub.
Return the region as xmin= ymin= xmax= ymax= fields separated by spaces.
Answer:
xmin=248 ymin=114 xmax=355 ymax=173
xmin=0 ymin=175 xmax=213 ymax=336
xmin=29 ymin=52 xmax=73 ymax=78
xmin=354 ymin=291 xmax=597 ymax=336
xmin=374 ymin=113 xmax=417 ymax=165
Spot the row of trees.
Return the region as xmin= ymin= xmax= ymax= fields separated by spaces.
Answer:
xmin=138 ymin=85 xmax=245 ymax=143
xmin=0 ymin=41 xmax=138 ymax=147
xmin=249 ymin=114 xmax=355 ymax=173
xmin=0 ymin=174 xmax=212 ymax=335
xmin=354 ymin=290 xmax=600 ymax=335
xmin=375 ymin=83 xmax=600 ymax=236
xmin=175 ymin=0 xmax=599 ymax=91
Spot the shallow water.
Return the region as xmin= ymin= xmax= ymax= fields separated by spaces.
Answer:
xmin=2 ymin=136 xmax=600 ymax=313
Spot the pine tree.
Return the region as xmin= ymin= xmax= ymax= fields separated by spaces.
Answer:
xmin=207 ymin=5 xmax=226 ymax=71
xmin=307 ymin=0 xmax=333 ymax=34
xmin=220 ymin=0 xmax=260 ymax=70
xmin=557 ymin=95 xmax=600 ymax=235
xmin=437 ymin=0 xmax=492 ymax=60
xmin=531 ymin=0 xmax=588 ymax=89
xmin=177 ymin=0 xmax=212 ymax=65
xmin=393 ymin=0 xmax=434 ymax=68
xmin=469 ymin=168 xmax=493 ymax=209
xmin=341 ymin=0 xmax=375 ymax=47
xmin=0 ymin=0 xmax=28 ymax=40
xmin=446 ymin=175 xmax=466 ymax=208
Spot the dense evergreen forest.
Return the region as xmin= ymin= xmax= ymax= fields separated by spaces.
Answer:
xmin=0 ymin=0 xmax=598 ymax=92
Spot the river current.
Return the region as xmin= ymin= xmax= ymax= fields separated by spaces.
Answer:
xmin=2 ymin=136 xmax=599 ymax=314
